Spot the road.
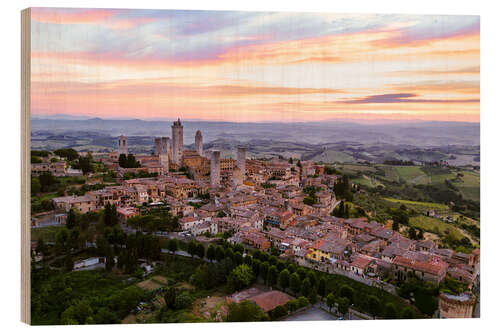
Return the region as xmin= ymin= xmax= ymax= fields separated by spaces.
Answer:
xmin=284 ymin=304 xmax=338 ymax=321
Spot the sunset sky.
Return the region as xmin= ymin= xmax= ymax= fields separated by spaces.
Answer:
xmin=30 ymin=8 xmax=480 ymax=123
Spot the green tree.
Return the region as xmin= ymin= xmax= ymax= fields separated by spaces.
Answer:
xmin=233 ymin=251 xmax=243 ymax=266
xmin=66 ymin=208 xmax=78 ymax=229
xmin=339 ymin=285 xmax=354 ymax=303
xmin=308 ymin=287 xmax=318 ymax=304
xmin=35 ymin=237 xmax=48 ymax=256
xmin=384 ymin=302 xmax=399 ymax=319
xmin=260 ymin=261 xmax=270 ymax=283
xmin=215 ymin=245 xmax=225 ymax=261
xmin=105 ymin=249 xmax=115 ymax=272
xmin=326 ymin=293 xmax=336 ymax=312
xmin=187 ymin=241 xmax=197 ymax=257
xmin=227 ymin=300 xmax=268 ymax=322
xmin=290 ymin=272 xmax=301 ymax=295
xmin=207 ymin=244 xmax=216 ymax=261
xmin=167 ymin=238 xmax=178 ymax=254
xmin=31 ymin=177 xmax=41 ymax=194
xmin=64 ymin=255 xmax=74 ymax=272
xmin=307 ymin=271 xmax=317 ymax=287
xmin=196 ymin=243 xmax=205 ymax=259
xmin=175 ymin=291 xmax=192 ymax=310
xmin=228 ymin=264 xmax=254 ymax=291
xmin=401 ymin=306 xmax=416 ymax=319
xmin=164 ymin=287 xmax=177 ymax=310
xmin=337 ymin=297 xmax=350 ymax=318
xmin=279 ymin=269 xmax=290 ymax=290
xmin=297 ymin=296 xmax=309 ymax=308
xmin=367 ymin=295 xmax=382 ymax=317
xmin=267 ymin=265 xmax=278 ymax=286
xmin=392 ymin=221 xmax=400 ymax=232
xmin=301 ymin=278 xmax=311 ymax=297
xmin=317 ymin=277 xmax=326 ymax=299
xmin=271 ymin=305 xmax=288 ymax=319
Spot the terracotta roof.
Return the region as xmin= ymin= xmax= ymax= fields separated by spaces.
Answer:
xmin=249 ymin=290 xmax=292 ymax=312
xmin=351 ymin=254 xmax=374 ymax=269
xmin=393 ymin=256 xmax=448 ymax=276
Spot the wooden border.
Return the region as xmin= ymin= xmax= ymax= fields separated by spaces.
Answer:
xmin=21 ymin=7 xmax=31 ymax=325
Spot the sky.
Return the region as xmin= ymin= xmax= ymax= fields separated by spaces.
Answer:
xmin=30 ymin=8 xmax=480 ymax=123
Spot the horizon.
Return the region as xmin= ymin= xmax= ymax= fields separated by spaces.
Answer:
xmin=31 ymin=8 xmax=480 ymax=123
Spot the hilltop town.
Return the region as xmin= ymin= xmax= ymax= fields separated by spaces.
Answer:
xmin=30 ymin=118 xmax=480 ymax=324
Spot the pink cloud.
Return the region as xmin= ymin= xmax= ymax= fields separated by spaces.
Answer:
xmin=31 ymin=8 xmax=157 ymax=30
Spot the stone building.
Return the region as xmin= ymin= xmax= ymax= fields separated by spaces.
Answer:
xmin=439 ymin=292 xmax=475 ymax=318
xmin=195 ymin=130 xmax=203 ymax=157
xmin=210 ymin=150 xmax=221 ymax=187
xmin=154 ymin=137 xmax=162 ymax=156
xmin=232 ymin=165 xmax=243 ymax=189
xmin=117 ymin=135 xmax=128 ymax=156
xmin=237 ymin=147 xmax=246 ymax=178
xmin=162 ymin=137 xmax=172 ymax=161
xmin=171 ymin=118 xmax=184 ymax=166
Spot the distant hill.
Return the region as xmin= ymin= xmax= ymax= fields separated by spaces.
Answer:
xmin=30 ymin=117 xmax=480 ymax=166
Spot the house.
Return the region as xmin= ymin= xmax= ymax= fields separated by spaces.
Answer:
xmin=117 ymin=206 xmax=139 ymax=224
xmin=392 ymin=255 xmax=448 ymax=284
xmin=350 ymin=254 xmax=376 ymax=276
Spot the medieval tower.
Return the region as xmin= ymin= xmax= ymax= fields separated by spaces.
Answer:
xmin=162 ymin=137 xmax=172 ymax=162
xmin=118 ymin=135 xmax=128 ymax=156
xmin=154 ymin=137 xmax=162 ymax=155
xmin=210 ymin=150 xmax=221 ymax=187
xmin=195 ymin=130 xmax=203 ymax=157
xmin=171 ymin=118 xmax=184 ymax=166
xmin=237 ymin=147 xmax=246 ymax=178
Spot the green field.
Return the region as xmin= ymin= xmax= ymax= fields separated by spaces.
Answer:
xmin=394 ymin=166 xmax=429 ymax=184
xmin=453 ymin=171 xmax=480 ymax=202
xmin=352 ymin=175 xmax=385 ymax=188
xmin=31 ymin=225 xmax=64 ymax=242
xmin=335 ymin=163 xmax=378 ymax=176
xmin=383 ymin=198 xmax=449 ymax=215
xmin=376 ymin=165 xmax=400 ymax=182
xmin=409 ymin=216 xmax=463 ymax=240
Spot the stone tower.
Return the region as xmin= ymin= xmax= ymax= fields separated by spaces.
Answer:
xmin=210 ymin=150 xmax=221 ymax=187
xmin=232 ymin=165 xmax=243 ymax=189
xmin=162 ymin=137 xmax=172 ymax=162
xmin=195 ymin=130 xmax=203 ymax=157
xmin=159 ymin=153 xmax=169 ymax=171
xmin=171 ymin=118 xmax=184 ymax=166
xmin=118 ymin=135 xmax=128 ymax=156
xmin=237 ymin=147 xmax=246 ymax=178
xmin=154 ymin=137 xmax=162 ymax=156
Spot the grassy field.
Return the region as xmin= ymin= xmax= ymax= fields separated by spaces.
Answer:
xmin=454 ymin=171 xmax=480 ymax=202
xmin=31 ymin=225 xmax=64 ymax=242
xmin=335 ymin=163 xmax=378 ymax=175
xmin=352 ymin=175 xmax=385 ymax=188
xmin=376 ymin=165 xmax=400 ymax=182
xmin=394 ymin=166 xmax=428 ymax=184
xmin=409 ymin=216 xmax=463 ymax=240
xmin=383 ymin=198 xmax=449 ymax=213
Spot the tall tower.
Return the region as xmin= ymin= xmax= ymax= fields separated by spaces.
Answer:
xmin=154 ymin=137 xmax=162 ymax=156
xmin=195 ymin=130 xmax=203 ymax=157
xmin=162 ymin=137 xmax=172 ymax=162
xmin=118 ymin=135 xmax=128 ymax=156
xmin=237 ymin=147 xmax=246 ymax=178
xmin=232 ymin=166 xmax=243 ymax=189
xmin=171 ymin=118 xmax=184 ymax=166
xmin=159 ymin=153 xmax=169 ymax=172
xmin=210 ymin=151 xmax=221 ymax=187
